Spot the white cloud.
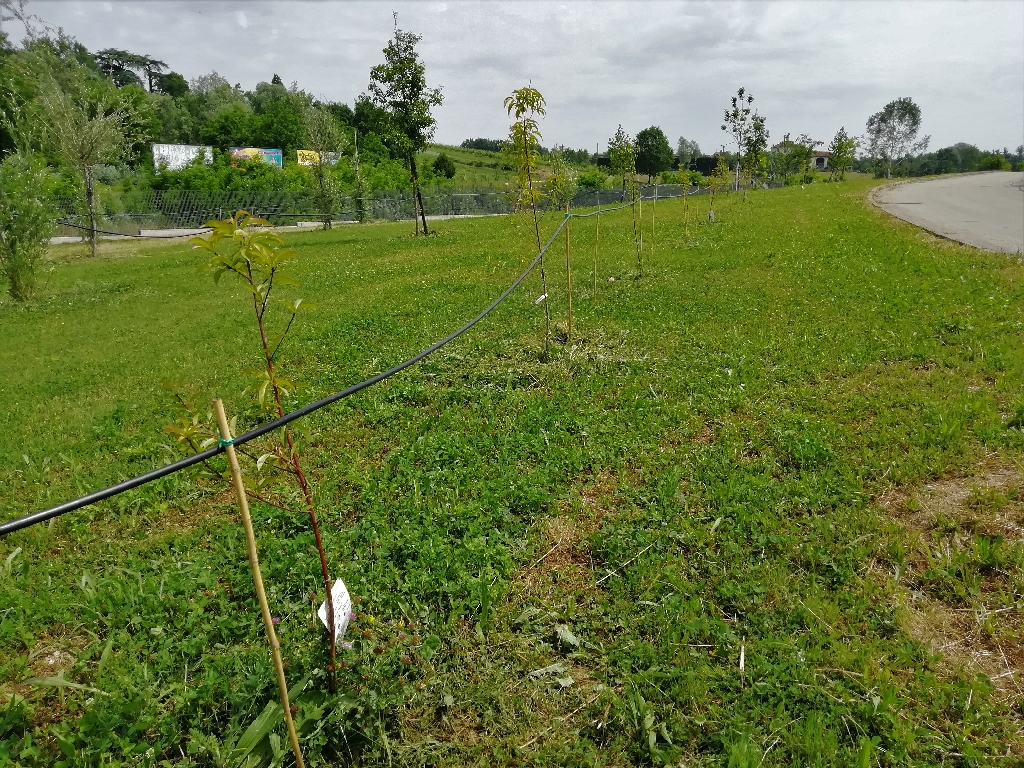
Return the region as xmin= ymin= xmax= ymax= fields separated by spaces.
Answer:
xmin=28 ymin=0 xmax=1024 ymax=151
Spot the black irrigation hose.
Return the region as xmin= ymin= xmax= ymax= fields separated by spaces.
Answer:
xmin=1 ymin=216 xmax=580 ymax=537
xmin=56 ymin=218 xmax=212 ymax=239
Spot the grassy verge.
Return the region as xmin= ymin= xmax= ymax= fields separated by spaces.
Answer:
xmin=1 ymin=179 xmax=1023 ymax=766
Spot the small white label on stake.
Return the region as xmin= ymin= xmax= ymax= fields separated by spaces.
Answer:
xmin=534 ymin=293 xmax=548 ymax=305
xmin=317 ymin=578 xmax=352 ymax=641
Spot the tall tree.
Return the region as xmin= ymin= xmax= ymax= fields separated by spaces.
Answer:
xmin=154 ymin=71 xmax=189 ymax=99
xmin=608 ymin=125 xmax=642 ymax=276
xmin=39 ymin=77 xmax=137 ymax=257
xmin=742 ymin=112 xmax=769 ymax=181
xmin=676 ymin=136 xmax=701 ymax=169
xmin=302 ymin=105 xmax=346 ymax=229
xmin=864 ymin=97 xmax=929 ymax=179
xmin=607 ymin=124 xmax=636 ymax=198
xmin=141 ymin=55 xmax=167 ymax=92
xmin=721 ymin=87 xmax=768 ymax=187
xmin=827 ymin=126 xmax=857 ymax=181
xmin=93 ymin=48 xmax=146 ymax=88
xmin=635 ymin=125 xmax=673 ymax=182
xmin=366 ymin=21 xmax=442 ymax=236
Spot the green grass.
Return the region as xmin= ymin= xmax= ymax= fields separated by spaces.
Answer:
xmin=2 ymin=180 xmax=1023 ymax=766
xmin=419 ymin=144 xmax=515 ymax=188
xmin=418 ymin=144 xmax=563 ymax=188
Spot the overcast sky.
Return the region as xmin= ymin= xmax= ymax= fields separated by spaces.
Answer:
xmin=19 ymin=1 xmax=1024 ymax=153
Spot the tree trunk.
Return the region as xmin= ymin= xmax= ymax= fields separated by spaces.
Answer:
xmin=317 ymin=163 xmax=332 ymax=230
xmin=85 ymin=165 xmax=97 ymax=258
xmin=409 ymin=157 xmax=429 ymax=235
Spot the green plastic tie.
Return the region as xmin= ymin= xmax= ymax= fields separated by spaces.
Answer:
xmin=218 ymin=437 xmax=234 ymax=449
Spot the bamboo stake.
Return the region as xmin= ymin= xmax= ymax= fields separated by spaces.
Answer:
xmin=682 ymin=188 xmax=688 ymax=239
xmin=214 ymin=399 xmax=306 ymax=768
xmin=638 ymin=191 xmax=643 ymax=277
xmin=593 ymin=212 xmax=600 ymax=295
xmin=565 ymin=207 xmax=572 ymax=341
xmin=651 ymin=184 xmax=657 ymax=264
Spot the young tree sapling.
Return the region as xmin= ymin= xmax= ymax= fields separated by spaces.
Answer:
xmin=505 ymin=85 xmax=552 ymax=357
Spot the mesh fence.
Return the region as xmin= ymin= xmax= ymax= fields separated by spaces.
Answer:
xmin=53 ymin=182 xmax=782 ymax=237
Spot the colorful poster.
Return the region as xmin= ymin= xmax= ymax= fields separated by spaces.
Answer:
xmin=229 ymin=147 xmax=283 ymax=168
xmin=297 ymin=149 xmax=340 ymax=166
xmin=152 ymin=143 xmax=213 ymax=171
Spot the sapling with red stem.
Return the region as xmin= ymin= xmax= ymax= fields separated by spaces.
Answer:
xmin=168 ymin=211 xmax=339 ymax=685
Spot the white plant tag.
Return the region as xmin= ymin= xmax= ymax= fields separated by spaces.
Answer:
xmin=317 ymin=578 xmax=352 ymax=641
xmin=534 ymin=293 xmax=548 ymax=305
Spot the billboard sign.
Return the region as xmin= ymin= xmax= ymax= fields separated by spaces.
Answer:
xmin=297 ymin=149 xmax=340 ymax=166
xmin=230 ymin=147 xmax=283 ymax=168
xmin=152 ymin=143 xmax=213 ymax=171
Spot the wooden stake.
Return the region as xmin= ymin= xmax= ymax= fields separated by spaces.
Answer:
xmin=565 ymin=207 xmax=572 ymax=341
xmin=214 ymin=399 xmax=306 ymax=768
xmin=651 ymin=185 xmax=657 ymax=264
xmin=638 ymin=193 xmax=643 ymax=275
xmin=593 ymin=212 xmax=600 ymax=295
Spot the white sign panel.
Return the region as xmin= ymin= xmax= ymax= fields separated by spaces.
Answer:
xmin=152 ymin=143 xmax=213 ymax=172
xmin=317 ymin=578 xmax=352 ymax=642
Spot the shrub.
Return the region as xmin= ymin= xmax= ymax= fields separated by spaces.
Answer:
xmin=0 ymin=152 xmax=55 ymax=302
xmin=577 ymin=166 xmax=608 ymax=189
xmin=432 ymin=152 xmax=457 ymax=179
xmin=659 ymin=170 xmax=702 ymax=186
xmin=979 ymin=153 xmax=1011 ymax=171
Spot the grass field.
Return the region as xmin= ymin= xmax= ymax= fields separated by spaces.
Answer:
xmin=1 ymin=180 xmax=1023 ymax=766
xmin=419 ymin=144 xmax=558 ymax=188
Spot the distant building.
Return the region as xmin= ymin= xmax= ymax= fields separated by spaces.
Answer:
xmin=771 ymin=140 xmax=832 ymax=170
xmin=692 ymin=156 xmax=720 ymax=176
xmin=811 ymin=151 xmax=832 ymax=170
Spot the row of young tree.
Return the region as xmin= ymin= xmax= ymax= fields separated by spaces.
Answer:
xmin=478 ymin=91 xmax=1021 ymax=188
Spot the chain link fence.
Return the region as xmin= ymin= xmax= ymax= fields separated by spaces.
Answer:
xmin=53 ymin=182 xmax=780 ymax=237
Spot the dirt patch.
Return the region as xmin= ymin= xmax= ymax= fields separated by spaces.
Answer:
xmin=878 ymin=458 xmax=1024 ymax=717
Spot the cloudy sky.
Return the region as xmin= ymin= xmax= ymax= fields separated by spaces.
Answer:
xmin=19 ymin=1 xmax=1024 ymax=153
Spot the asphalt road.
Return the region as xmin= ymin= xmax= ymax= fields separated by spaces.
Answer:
xmin=874 ymin=171 xmax=1024 ymax=254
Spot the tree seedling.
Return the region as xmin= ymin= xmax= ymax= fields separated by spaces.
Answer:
xmin=505 ymin=85 xmax=552 ymax=357
xmin=167 ymin=211 xmax=339 ymax=684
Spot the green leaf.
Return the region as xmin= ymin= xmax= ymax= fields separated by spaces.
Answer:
xmin=420 ymin=635 xmax=441 ymax=660
xmin=228 ymin=699 xmax=282 ymax=768
xmin=97 ymin=635 xmax=114 ymax=676
xmin=555 ymin=624 xmax=580 ymax=649
xmin=24 ymin=670 xmax=107 ymax=696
